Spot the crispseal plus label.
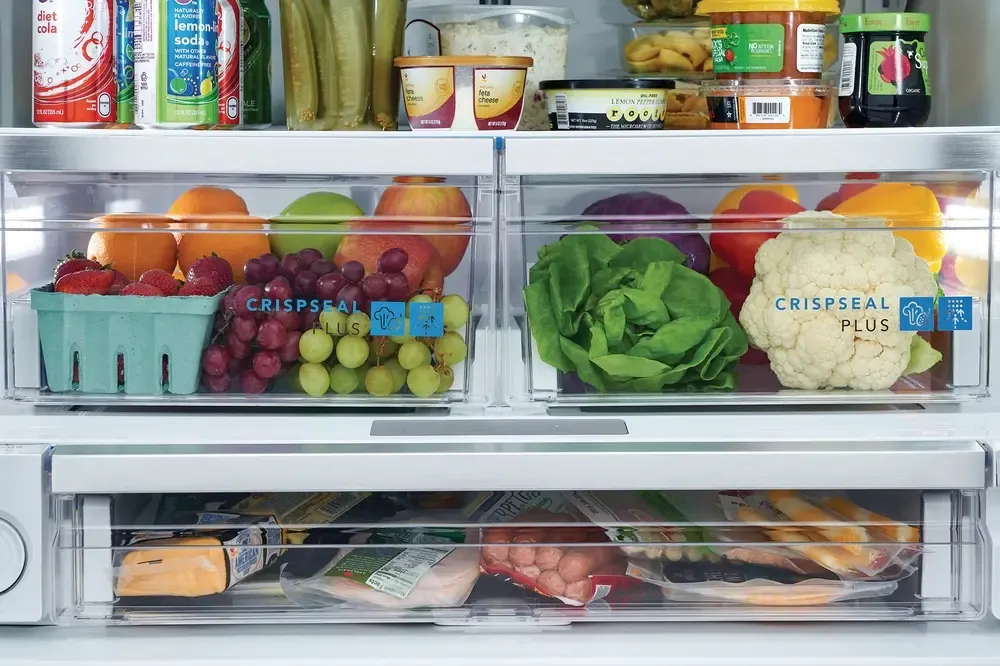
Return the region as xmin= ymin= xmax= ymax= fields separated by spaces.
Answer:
xmin=33 ymin=0 xmax=118 ymax=126
xmin=134 ymin=0 xmax=219 ymax=127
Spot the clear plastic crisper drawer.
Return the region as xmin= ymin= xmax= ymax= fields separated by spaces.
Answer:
xmin=503 ymin=173 xmax=993 ymax=406
xmin=54 ymin=489 xmax=985 ymax=625
xmin=3 ymin=172 xmax=495 ymax=405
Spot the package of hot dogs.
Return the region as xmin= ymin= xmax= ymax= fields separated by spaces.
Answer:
xmin=471 ymin=492 xmax=642 ymax=606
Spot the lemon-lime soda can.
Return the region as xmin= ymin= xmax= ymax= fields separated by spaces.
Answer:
xmin=135 ymin=0 xmax=219 ymax=128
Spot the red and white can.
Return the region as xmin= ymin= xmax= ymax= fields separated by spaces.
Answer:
xmin=33 ymin=0 xmax=118 ymax=127
xmin=216 ymin=0 xmax=244 ymax=128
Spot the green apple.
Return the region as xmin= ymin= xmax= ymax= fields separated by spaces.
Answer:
xmin=269 ymin=192 xmax=364 ymax=259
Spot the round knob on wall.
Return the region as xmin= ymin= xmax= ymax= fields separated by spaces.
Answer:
xmin=0 ymin=519 xmax=26 ymax=594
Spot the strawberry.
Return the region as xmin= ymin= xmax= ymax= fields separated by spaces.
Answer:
xmin=187 ymin=254 xmax=234 ymax=292
xmin=139 ymin=269 xmax=180 ymax=296
xmin=55 ymin=269 xmax=115 ymax=295
xmin=179 ymin=277 xmax=220 ymax=297
xmin=120 ymin=282 xmax=164 ymax=297
xmin=108 ymin=269 xmax=129 ymax=295
xmin=54 ymin=251 xmax=102 ymax=282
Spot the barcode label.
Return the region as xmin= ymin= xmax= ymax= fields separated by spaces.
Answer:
xmin=839 ymin=42 xmax=857 ymax=96
xmin=745 ymin=97 xmax=790 ymax=124
xmin=364 ymin=546 xmax=454 ymax=599
xmin=555 ymin=93 xmax=570 ymax=129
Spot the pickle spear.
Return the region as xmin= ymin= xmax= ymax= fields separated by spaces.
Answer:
xmin=280 ymin=0 xmax=318 ymax=127
xmin=371 ymin=0 xmax=404 ymax=130
xmin=329 ymin=0 xmax=371 ymax=129
xmin=302 ymin=0 xmax=340 ymax=130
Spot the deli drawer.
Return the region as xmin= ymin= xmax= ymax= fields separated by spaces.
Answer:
xmin=44 ymin=489 xmax=985 ymax=626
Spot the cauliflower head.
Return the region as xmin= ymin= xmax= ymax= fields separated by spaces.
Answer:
xmin=739 ymin=212 xmax=938 ymax=391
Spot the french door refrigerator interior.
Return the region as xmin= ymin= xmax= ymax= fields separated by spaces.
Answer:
xmin=3 ymin=0 xmax=1000 ymax=664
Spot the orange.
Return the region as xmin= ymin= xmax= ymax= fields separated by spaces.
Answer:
xmin=176 ymin=216 xmax=270 ymax=283
xmin=86 ymin=214 xmax=178 ymax=282
xmin=167 ymin=186 xmax=249 ymax=218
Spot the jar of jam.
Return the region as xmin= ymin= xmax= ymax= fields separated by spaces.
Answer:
xmin=838 ymin=13 xmax=931 ymax=128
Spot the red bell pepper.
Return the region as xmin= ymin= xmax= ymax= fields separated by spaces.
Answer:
xmin=710 ymin=190 xmax=804 ymax=282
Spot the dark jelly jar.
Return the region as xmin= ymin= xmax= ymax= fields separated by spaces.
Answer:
xmin=838 ymin=13 xmax=931 ymax=128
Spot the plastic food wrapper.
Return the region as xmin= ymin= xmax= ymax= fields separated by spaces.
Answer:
xmin=114 ymin=493 xmax=370 ymax=598
xmin=627 ymin=559 xmax=899 ymax=607
xmin=567 ymin=490 xmax=721 ymax=563
xmin=281 ymin=527 xmax=481 ymax=610
xmin=473 ymin=492 xmax=642 ymax=606
xmin=663 ymin=491 xmax=921 ymax=580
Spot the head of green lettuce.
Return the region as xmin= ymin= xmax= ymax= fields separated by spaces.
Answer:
xmin=523 ymin=234 xmax=748 ymax=393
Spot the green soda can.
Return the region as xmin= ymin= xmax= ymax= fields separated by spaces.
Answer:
xmin=116 ymin=0 xmax=136 ymax=125
xmin=241 ymin=0 xmax=272 ymax=128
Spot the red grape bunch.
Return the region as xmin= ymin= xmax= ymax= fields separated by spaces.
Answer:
xmin=201 ymin=246 xmax=471 ymax=400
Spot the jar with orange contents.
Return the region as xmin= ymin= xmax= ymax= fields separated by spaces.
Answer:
xmin=696 ymin=0 xmax=840 ymax=80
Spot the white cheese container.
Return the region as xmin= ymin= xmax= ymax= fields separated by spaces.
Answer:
xmin=404 ymin=5 xmax=576 ymax=131
xmin=396 ymin=56 xmax=533 ymax=131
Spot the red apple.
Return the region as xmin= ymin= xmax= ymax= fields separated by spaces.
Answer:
xmin=375 ymin=176 xmax=473 ymax=276
xmin=333 ymin=225 xmax=443 ymax=298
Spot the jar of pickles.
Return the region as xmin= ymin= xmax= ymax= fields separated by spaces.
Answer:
xmin=280 ymin=0 xmax=408 ymax=130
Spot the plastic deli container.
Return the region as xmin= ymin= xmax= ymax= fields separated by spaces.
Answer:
xmin=279 ymin=0 xmax=407 ymax=130
xmin=406 ymin=6 xmax=575 ymax=131
xmin=702 ymin=79 xmax=834 ymax=129
xmin=696 ymin=0 xmax=841 ymax=80
xmin=540 ymin=79 xmax=674 ymax=131
xmin=618 ymin=19 xmax=713 ymax=76
xmin=31 ymin=289 xmax=221 ymax=395
xmin=665 ymin=79 xmax=711 ymax=129
xmin=622 ymin=0 xmax=703 ymax=21
xmin=396 ymin=56 xmax=532 ymax=130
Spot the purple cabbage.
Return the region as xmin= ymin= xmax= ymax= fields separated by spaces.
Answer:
xmin=582 ymin=192 xmax=710 ymax=275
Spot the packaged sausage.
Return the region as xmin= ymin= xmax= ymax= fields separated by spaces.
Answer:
xmin=628 ymin=558 xmax=899 ymax=606
xmin=115 ymin=492 xmax=370 ymax=598
xmin=474 ymin=493 xmax=642 ymax=606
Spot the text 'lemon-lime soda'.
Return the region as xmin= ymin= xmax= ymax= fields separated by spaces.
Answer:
xmin=134 ymin=0 xmax=219 ymax=128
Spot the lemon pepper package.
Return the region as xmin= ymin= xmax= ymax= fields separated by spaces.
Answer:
xmin=114 ymin=493 xmax=370 ymax=598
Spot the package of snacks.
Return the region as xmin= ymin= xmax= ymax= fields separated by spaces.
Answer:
xmin=619 ymin=20 xmax=713 ymax=75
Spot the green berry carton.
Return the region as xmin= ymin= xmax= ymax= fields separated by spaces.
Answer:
xmin=30 ymin=288 xmax=222 ymax=395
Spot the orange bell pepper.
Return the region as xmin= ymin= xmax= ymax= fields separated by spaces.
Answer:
xmin=832 ymin=183 xmax=947 ymax=273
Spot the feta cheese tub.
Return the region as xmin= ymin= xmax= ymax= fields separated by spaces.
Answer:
xmin=405 ymin=6 xmax=575 ymax=131
xmin=396 ymin=56 xmax=533 ymax=131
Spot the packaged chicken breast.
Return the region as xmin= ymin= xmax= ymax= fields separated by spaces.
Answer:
xmin=114 ymin=492 xmax=370 ymax=598
xmin=567 ymin=490 xmax=722 ymax=563
xmin=282 ymin=528 xmax=482 ymax=610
